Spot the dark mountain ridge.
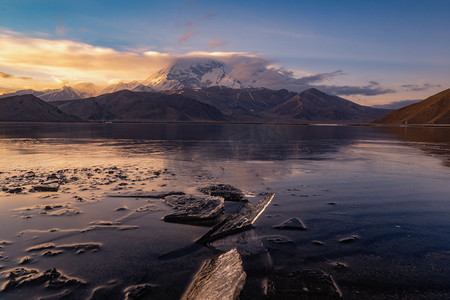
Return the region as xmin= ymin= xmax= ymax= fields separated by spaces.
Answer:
xmin=0 ymin=94 xmax=80 ymax=122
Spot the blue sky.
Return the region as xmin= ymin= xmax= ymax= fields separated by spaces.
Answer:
xmin=0 ymin=0 xmax=449 ymax=105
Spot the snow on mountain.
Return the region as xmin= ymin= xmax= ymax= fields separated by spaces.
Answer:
xmin=141 ymin=59 xmax=245 ymax=91
xmin=100 ymin=81 xmax=141 ymax=94
xmin=39 ymin=86 xmax=83 ymax=101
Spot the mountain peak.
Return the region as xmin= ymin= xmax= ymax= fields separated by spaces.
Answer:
xmin=142 ymin=58 xmax=243 ymax=91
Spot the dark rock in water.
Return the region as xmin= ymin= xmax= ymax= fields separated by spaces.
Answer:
xmin=7 ymin=187 xmax=22 ymax=194
xmin=115 ymin=206 xmax=128 ymax=211
xmin=42 ymin=250 xmax=63 ymax=257
xmin=198 ymin=193 xmax=275 ymax=243
xmin=32 ymin=184 xmax=59 ymax=192
xmin=124 ymin=283 xmax=159 ymax=300
xmin=199 ymin=184 xmax=246 ymax=202
xmin=274 ymin=217 xmax=306 ymax=230
xmin=182 ymin=248 xmax=246 ymax=300
xmin=312 ymin=240 xmax=325 ymax=246
xmin=266 ymin=269 xmax=342 ymax=299
xmin=339 ymin=235 xmax=359 ymax=244
xmin=163 ymin=195 xmax=224 ymax=222
xmin=1 ymin=267 xmax=85 ymax=292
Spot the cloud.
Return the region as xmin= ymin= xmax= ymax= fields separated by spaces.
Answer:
xmin=0 ymin=71 xmax=32 ymax=80
xmin=179 ymin=27 xmax=193 ymax=43
xmin=208 ymin=40 xmax=227 ymax=49
xmin=0 ymin=30 xmax=395 ymax=97
xmin=401 ymin=83 xmax=442 ymax=91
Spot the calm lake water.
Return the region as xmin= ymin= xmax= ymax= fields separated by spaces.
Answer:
xmin=0 ymin=123 xmax=449 ymax=299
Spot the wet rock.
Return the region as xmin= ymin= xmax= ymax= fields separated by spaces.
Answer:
xmin=339 ymin=235 xmax=359 ymax=244
xmin=1 ymin=267 xmax=85 ymax=291
xmin=19 ymin=256 xmax=32 ymax=265
xmin=312 ymin=240 xmax=325 ymax=246
xmin=108 ymin=191 xmax=185 ymax=198
xmin=199 ymin=184 xmax=246 ymax=202
xmin=163 ymin=195 xmax=224 ymax=223
xmin=27 ymin=243 xmax=55 ymax=252
xmin=274 ymin=217 xmax=306 ymax=230
xmin=265 ymin=235 xmax=294 ymax=245
xmin=266 ymin=269 xmax=342 ymax=299
xmin=0 ymin=252 xmax=8 ymax=261
xmin=42 ymin=250 xmax=63 ymax=257
xmin=198 ymin=193 xmax=275 ymax=243
xmin=115 ymin=206 xmax=128 ymax=211
xmin=182 ymin=248 xmax=246 ymax=300
xmin=0 ymin=241 xmax=13 ymax=245
xmin=329 ymin=261 xmax=348 ymax=270
xmin=57 ymin=242 xmax=101 ymax=253
xmin=32 ymin=184 xmax=59 ymax=192
xmin=124 ymin=283 xmax=159 ymax=300
xmin=7 ymin=187 xmax=22 ymax=194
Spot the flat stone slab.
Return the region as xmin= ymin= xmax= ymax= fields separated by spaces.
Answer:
xmin=163 ymin=195 xmax=224 ymax=222
xmin=266 ymin=269 xmax=342 ymax=299
xmin=199 ymin=184 xmax=246 ymax=202
xmin=198 ymin=193 xmax=275 ymax=243
xmin=32 ymin=184 xmax=59 ymax=192
xmin=274 ymin=217 xmax=306 ymax=230
xmin=182 ymin=248 xmax=246 ymax=300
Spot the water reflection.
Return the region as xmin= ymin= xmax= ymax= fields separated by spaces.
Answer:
xmin=379 ymin=126 xmax=450 ymax=167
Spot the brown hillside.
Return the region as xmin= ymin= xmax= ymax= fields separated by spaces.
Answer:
xmin=373 ymin=89 xmax=450 ymax=124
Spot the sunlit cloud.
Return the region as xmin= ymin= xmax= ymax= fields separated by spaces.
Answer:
xmin=208 ymin=40 xmax=227 ymax=50
xmin=0 ymin=71 xmax=32 ymax=80
xmin=0 ymin=30 xmax=397 ymax=99
xmin=178 ymin=27 xmax=193 ymax=43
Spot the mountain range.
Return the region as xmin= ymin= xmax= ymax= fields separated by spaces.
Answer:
xmin=0 ymin=86 xmax=388 ymax=123
xmin=2 ymin=58 xmax=447 ymax=124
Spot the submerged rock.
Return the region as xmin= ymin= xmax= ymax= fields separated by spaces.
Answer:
xmin=163 ymin=195 xmax=224 ymax=223
xmin=182 ymin=248 xmax=246 ymax=300
xmin=124 ymin=283 xmax=159 ymax=300
xmin=339 ymin=235 xmax=360 ymax=244
xmin=266 ymin=269 xmax=342 ymax=299
xmin=27 ymin=243 xmax=55 ymax=252
xmin=199 ymin=184 xmax=246 ymax=202
xmin=274 ymin=217 xmax=306 ymax=230
xmin=198 ymin=193 xmax=275 ymax=243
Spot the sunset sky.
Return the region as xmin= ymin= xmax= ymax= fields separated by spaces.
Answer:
xmin=0 ymin=0 xmax=449 ymax=105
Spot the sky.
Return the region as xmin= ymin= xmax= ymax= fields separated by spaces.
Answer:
xmin=0 ymin=0 xmax=449 ymax=105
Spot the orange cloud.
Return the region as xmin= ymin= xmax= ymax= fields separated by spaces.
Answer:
xmin=179 ymin=27 xmax=193 ymax=43
xmin=208 ymin=40 xmax=227 ymax=49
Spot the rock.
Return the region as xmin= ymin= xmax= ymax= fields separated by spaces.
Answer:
xmin=124 ymin=283 xmax=159 ymax=300
xmin=182 ymin=248 xmax=246 ymax=300
xmin=274 ymin=217 xmax=306 ymax=230
xmin=108 ymin=191 xmax=185 ymax=198
xmin=1 ymin=267 xmax=85 ymax=292
xmin=198 ymin=193 xmax=275 ymax=243
xmin=7 ymin=187 xmax=22 ymax=194
xmin=312 ymin=240 xmax=325 ymax=246
xmin=339 ymin=235 xmax=359 ymax=244
xmin=115 ymin=206 xmax=128 ymax=211
xmin=19 ymin=256 xmax=32 ymax=265
xmin=163 ymin=195 xmax=224 ymax=222
xmin=266 ymin=269 xmax=342 ymax=299
xmin=32 ymin=184 xmax=59 ymax=192
xmin=27 ymin=243 xmax=55 ymax=252
xmin=199 ymin=184 xmax=246 ymax=202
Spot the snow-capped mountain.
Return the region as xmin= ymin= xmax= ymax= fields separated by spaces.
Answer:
xmin=141 ymin=59 xmax=245 ymax=91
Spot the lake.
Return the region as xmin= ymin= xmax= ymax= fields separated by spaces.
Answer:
xmin=0 ymin=123 xmax=449 ymax=299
